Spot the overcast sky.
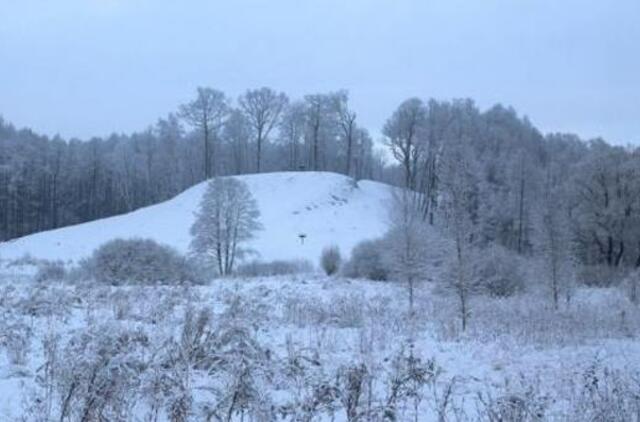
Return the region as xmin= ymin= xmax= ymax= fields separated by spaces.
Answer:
xmin=1 ymin=0 xmax=638 ymax=144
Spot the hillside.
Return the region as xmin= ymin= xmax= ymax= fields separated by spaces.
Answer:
xmin=0 ymin=172 xmax=392 ymax=266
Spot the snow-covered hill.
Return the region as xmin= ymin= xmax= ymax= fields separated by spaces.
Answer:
xmin=0 ymin=172 xmax=392 ymax=266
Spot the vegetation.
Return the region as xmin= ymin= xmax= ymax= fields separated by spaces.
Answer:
xmin=85 ymin=238 xmax=198 ymax=285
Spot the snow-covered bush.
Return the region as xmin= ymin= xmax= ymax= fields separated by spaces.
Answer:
xmin=47 ymin=323 xmax=150 ymax=421
xmin=475 ymin=245 xmax=525 ymax=297
xmin=236 ymin=259 xmax=313 ymax=277
xmin=84 ymin=238 xmax=202 ymax=285
xmin=35 ymin=260 xmax=66 ymax=283
xmin=16 ymin=284 xmax=77 ymax=319
xmin=283 ymin=293 xmax=366 ymax=328
xmin=476 ymin=386 xmax=549 ymax=421
xmin=0 ymin=314 xmax=31 ymax=365
xmin=342 ymin=238 xmax=388 ymax=281
xmin=623 ymin=269 xmax=639 ymax=305
xmin=578 ymin=264 xmax=626 ymax=288
xmin=568 ymin=360 xmax=640 ymax=421
xmin=320 ymin=245 xmax=342 ymax=276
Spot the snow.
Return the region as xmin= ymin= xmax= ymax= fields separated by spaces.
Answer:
xmin=0 ymin=275 xmax=638 ymax=420
xmin=0 ymin=172 xmax=393 ymax=265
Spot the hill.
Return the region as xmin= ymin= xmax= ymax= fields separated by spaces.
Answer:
xmin=0 ymin=172 xmax=392 ymax=266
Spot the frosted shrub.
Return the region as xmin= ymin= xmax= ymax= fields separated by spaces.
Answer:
xmin=380 ymin=346 xmax=439 ymax=421
xmin=624 ymin=269 xmax=639 ymax=305
xmin=578 ymin=264 xmax=626 ymax=288
xmin=320 ymin=245 xmax=342 ymax=276
xmin=85 ymin=238 xmax=201 ymax=285
xmin=0 ymin=315 xmax=31 ymax=365
xmin=568 ymin=361 xmax=640 ymax=421
xmin=35 ymin=260 xmax=66 ymax=283
xmin=50 ymin=323 xmax=150 ymax=421
xmin=343 ymin=238 xmax=388 ymax=281
xmin=236 ymin=259 xmax=313 ymax=277
xmin=475 ymin=246 xmax=525 ymax=297
xmin=283 ymin=294 xmax=365 ymax=328
xmin=17 ymin=284 xmax=76 ymax=319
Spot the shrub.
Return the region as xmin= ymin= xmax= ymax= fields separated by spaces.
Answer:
xmin=85 ymin=238 xmax=202 ymax=285
xmin=475 ymin=246 xmax=524 ymax=297
xmin=320 ymin=246 xmax=342 ymax=276
xmin=49 ymin=324 xmax=149 ymax=421
xmin=342 ymin=238 xmax=388 ymax=281
xmin=624 ymin=269 xmax=639 ymax=305
xmin=236 ymin=259 xmax=313 ymax=277
xmin=0 ymin=314 xmax=31 ymax=365
xmin=35 ymin=260 xmax=66 ymax=282
xmin=578 ymin=264 xmax=627 ymax=288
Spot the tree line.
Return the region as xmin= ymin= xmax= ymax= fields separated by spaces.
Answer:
xmin=381 ymin=97 xmax=640 ymax=319
xmin=0 ymin=88 xmax=384 ymax=241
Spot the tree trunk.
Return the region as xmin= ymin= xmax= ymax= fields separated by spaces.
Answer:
xmin=256 ymin=126 xmax=263 ymax=173
xmin=204 ymin=125 xmax=210 ymax=179
xmin=345 ymin=128 xmax=353 ymax=176
xmin=517 ymin=163 xmax=525 ymax=254
xmin=313 ymin=120 xmax=320 ymax=171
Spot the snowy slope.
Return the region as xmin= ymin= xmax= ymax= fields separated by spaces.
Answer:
xmin=0 ymin=172 xmax=392 ymax=265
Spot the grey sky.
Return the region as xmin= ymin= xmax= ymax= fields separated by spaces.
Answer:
xmin=1 ymin=0 xmax=638 ymax=144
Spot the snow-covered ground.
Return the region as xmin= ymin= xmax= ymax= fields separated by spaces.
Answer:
xmin=0 ymin=172 xmax=392 ymax=266
xmin=0 ymin=274 xmax=638 ymax=421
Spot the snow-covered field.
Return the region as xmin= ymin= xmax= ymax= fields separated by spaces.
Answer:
xmin=0 ymin=172 xmax=391 ymax=266
xmin=0 ymin=270 xmax=639 ymax=421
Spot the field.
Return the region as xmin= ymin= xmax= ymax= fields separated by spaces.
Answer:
xmin=1 ymin=263 xmax=639 ymax=421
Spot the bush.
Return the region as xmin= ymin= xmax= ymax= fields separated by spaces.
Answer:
xmin=475 ymin=246 xmax=524 ymax=297
xmin=84 ymin=238 xmax=202 ymax=285
xmin=35 ymin=260 xmax=67 ymax=282
xmin=320 ymin=246 xmax=342 ymax=276
xmin=236 ymin=259 xmax=313 ymax=277
xmin=579 ymin=264 xmax=627 ymax=288
xmin=342 ymin=238 xmax=388 ymax=281
xmin=623 ymin=269 xmax=639 ymax=305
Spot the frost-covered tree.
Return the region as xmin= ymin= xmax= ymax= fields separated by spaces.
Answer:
xmin=440 ymin=142 xmax=480 ymax=331
xmin=222 ymin=109 xmax=253 ymax=175
xmin=303 ymin=93 xmax=340 ymax=171
xmin=179 ymin=87 xmax=229 ymax=179
xmin=239 ymin=87 xmax=288 ymax=173
xmin=572 ymin=143 xmax=640 ymax=268
xmin=333 ymin=91 xmax=358 ymax=176
xmin=536 ymin=171 xmax=575 ymax=308
xmin=190 ymin=177 xmax=261 ymax=276
xmin=385 ymin=189 xmax=431 ymax=318
xmin=383 ymin=98 xmax=426 ymax=190
xmin=279 ymin=101 xmax=307 ymax=171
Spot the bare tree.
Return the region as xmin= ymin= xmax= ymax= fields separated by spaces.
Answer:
xmin=179 ymin=87 xmax=229 ymax=179
xmin=385 ymin=189 xmax=430 ymax=319
xmin=537 ymin=170 xmax=575 ymax=309
xmin=383 ymin=98 xmax=426 ymax=190
xmin=573 ymin=145 xmax=640 ymax=268
xmin=334 ymin=91 xmax=357 ymax=176
xmin=190 ymin=177 xmax=262 ymax=276
xmin=440 ymin=143 xmax=480 ymax=331
xmin=239 ymin=87 xmax=288 ymax=173
xmin=279 ymin=101 xmax=307 ymax=170
xmin=223 ymin=109 xmax=252 ymax=174
xmin=303 ymin=93 xmax=338 ymax=172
